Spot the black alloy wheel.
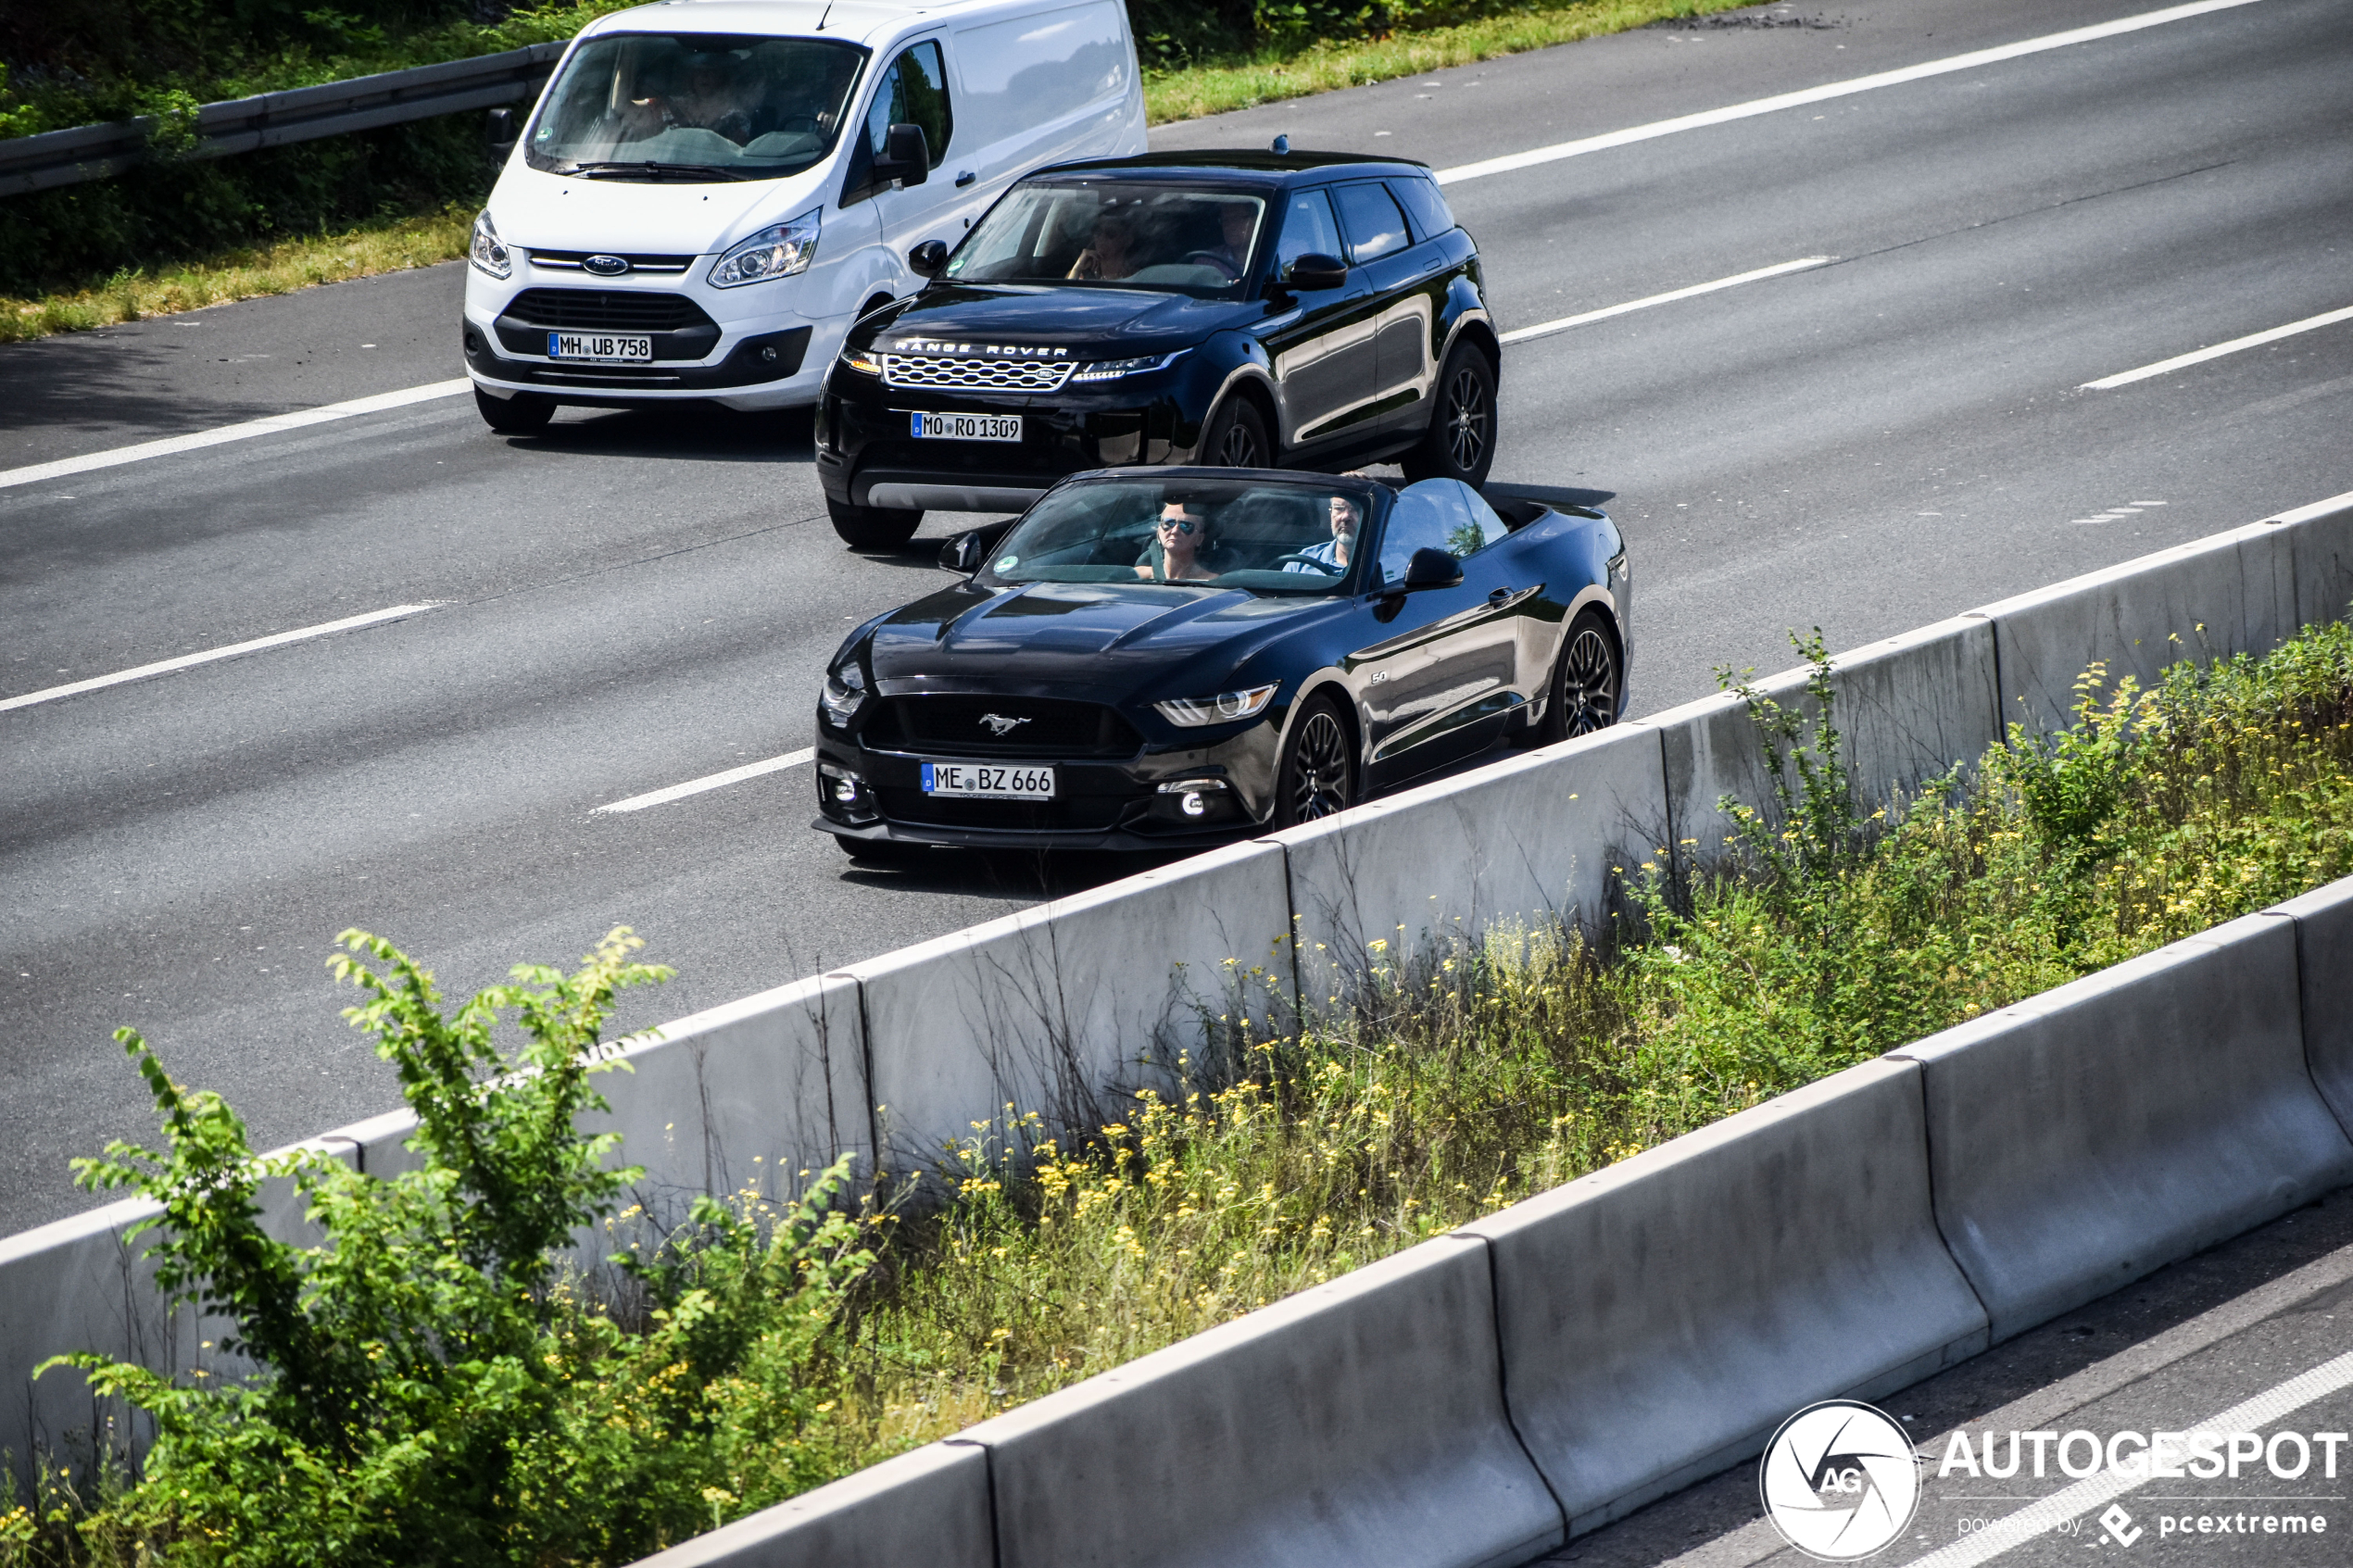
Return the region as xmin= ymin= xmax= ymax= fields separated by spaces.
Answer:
xmin=1400 ymin=343 xmax=1495 ymax=486
xmin=475 ymin=388 xmax=555 ymax=433
xmin=1540 ymin=609 xmax=1622 ymax=744
xmin=1276 ymin=695 xmax=1355 ymax=826
xmin=828 ymin=497 xmax=925 ymax=549
xmin=1199 ymin=395 xmax=1270 ymax=470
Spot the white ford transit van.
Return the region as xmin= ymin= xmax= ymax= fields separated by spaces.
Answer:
xmin=460 ymin=0 xmax=1147 ymax=430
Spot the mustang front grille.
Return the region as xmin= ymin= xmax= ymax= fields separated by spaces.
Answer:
xmin=881 ymin=355 xmax=1075 ymax=394
xmin=865 ymin=696 xmax=1141 ymax=759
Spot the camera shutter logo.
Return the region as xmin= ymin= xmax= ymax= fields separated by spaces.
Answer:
xmin=1759 ymin=1400 xmax=1923 ymax=1561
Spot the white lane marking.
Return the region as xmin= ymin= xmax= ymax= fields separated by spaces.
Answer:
xmin=2081 ymin=304 xmax=2353 ymax=389
xmin=593 ymin=747 xmax=816 ymax=814
xmin=1500 ymin=257 xmax=1833 ymax=345
xmin=0 ymin=603 xmax=438 ymax=714
xmin=1903 ymin=1347 xmax=2353 ymax=1567
xmin=0 ymin=379 xmax=472 ymax=492
xmin=1434 ymin=0 xmax=2268 ymax=185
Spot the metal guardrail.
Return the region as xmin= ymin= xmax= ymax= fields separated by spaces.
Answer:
xmin=0 ymin=41 xmax=568 ymax=199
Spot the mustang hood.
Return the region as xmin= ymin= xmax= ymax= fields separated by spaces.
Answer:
xmin=864 ymin=286 xmax=1254 ymax=359
xmin=865 ymin=581 xmax=1336 ymax=692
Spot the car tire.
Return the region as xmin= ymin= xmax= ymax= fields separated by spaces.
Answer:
xmin=1199 ymin=395 xmax=1272 ymax=470
xmin=1399 ymin=342 xmax=1496 ymax=487
xmin=1538 ymin=609 xmax=1623 ymax=744
xmin=828 ymin=497 xmax=925 ymax=549
xmin=475 ymin=388 xmax=554 ymax=433
xmin=1274 ymin=693 xmax=1356 ymax=827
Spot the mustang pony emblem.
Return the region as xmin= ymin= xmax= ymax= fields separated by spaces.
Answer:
xmin=978 ymin=712 xmax=1030 ymax=736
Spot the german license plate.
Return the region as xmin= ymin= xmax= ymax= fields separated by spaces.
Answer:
xmin=921 ymin=761 xmax=1054 ymax=799
xmin=547 ymin=332 xmax=652 ymax=362
xmin=909 ymin=411 xmax=1023 ymax=442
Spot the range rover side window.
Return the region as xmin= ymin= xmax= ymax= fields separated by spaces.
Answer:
xmin=1387 ymin=175 xmax=1456 ymax=243
xmin=851 ymin=38 xmax=951 ymax=194
xmin=1274 ymin=188 xmax=1345 ymax=282
xmin=1333 ymin=182 xmax=1409 ymax=265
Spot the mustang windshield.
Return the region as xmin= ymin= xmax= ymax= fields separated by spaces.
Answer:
xmin=946 ymin=182 xmax=1267 ymax=295
xmin=979 ymin=478 xmax=1379 ymax=594
xmin=528 ymin=33 xmax=865 ymax=181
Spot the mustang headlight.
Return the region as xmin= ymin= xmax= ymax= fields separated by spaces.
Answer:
xmin=1069 ymin=350 xmax=1186 ymax=383
xmin=821 ymin=660 xmax=868 ymax=727
xmin=469 ymin=209 xmax=511 ymax=280
xmin=711 ymin=209 xmax=820 ymax=288
xmin=1154 ymin=683 xmax=1277 ymax=727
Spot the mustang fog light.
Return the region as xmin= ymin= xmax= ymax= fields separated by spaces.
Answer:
xmin=1157 ymin=777 xmax=1231 ymax=819
xmin=1154 ymin=684 xmax=1277 ymax=727
xmin=818 ymin=761 xmax=876 ymax=821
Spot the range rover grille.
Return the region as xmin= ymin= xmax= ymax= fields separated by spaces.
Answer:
xmin=882 ymin=354 xmax=1075 ymax=394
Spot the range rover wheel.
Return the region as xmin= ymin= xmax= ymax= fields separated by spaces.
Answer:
xmin=828 ymin=497 xmax=925 ymax=549
xmin=1199 ymin=395 xmax=1271 ymax=470
xmin=475 ymin=388 xmax=554 ymax=433
xmin=1399 ymin=343 xmax=1495 ymax=487
xmin=1538 ymin=609 xmax=1622 ymax=744
xmin=1275 ymin=694 xmax=1355 ymax=827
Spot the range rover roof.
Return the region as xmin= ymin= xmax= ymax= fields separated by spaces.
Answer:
xmin=1038 ymin=148 xmax=1434 ymax=180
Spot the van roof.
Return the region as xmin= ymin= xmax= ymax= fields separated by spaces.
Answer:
xmin=582 ymin=0 xmax=1046 ymax=49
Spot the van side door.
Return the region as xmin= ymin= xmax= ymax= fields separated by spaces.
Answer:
xmin=842 ymin=41 xmax=970 ymax=280
xmin=1258 ymin=185 xmax=1386 ymax=453
xmin=949 ymin=0 xmax=1141 ymax=217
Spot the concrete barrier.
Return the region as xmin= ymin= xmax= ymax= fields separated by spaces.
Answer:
xmin=1890 ymin=911 xmax=2353 ymax=1342
xmin=2270 ymin=873 xmax=2353 ymax=1142
xmin=958 ymin=1233 xmax=1563 ymax=1568
xmin=1657 ymin=613 xmax=2005 ymax=872
xmin=2265 ymin=488 xmax=2353 ymax=634
xmin=849 ymin=840 xmax=1296 ymax=1171
xmin=1462 ymin=1058 xmax=1987 ymax=1533
xmin=633 ymin=1443 xmax=994 ymax=1568
xmin=1278 ymin=721 xmax=1669 ymax=1007
xmin=1979 ymin=521 xmax=2302 ymax=735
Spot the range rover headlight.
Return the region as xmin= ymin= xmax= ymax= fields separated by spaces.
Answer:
xmin=469 ymin=209 xmax=511 ymax=280
xmin=1154 ymin=683 xmax=1277 ymax=727
xmin=821 ymin=660 xmax=868 ymax=727
xmin=837 ymin=346 xmax=882 ymax=376
xmin=711 ymin=209 xmax=820 ymax=288
xmin=1070 ymin=350 xmax=1185 ymax=383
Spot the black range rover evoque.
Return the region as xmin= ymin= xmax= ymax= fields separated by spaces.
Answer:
xmin=812 ymin=146 xmax=1501 ymax=547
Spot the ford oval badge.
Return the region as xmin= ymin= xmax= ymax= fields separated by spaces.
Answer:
xmin=583 ymin=254 xmax=631 ymax=276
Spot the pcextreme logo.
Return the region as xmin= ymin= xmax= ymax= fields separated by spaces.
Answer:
xmin=1759 ymin=1400 xmax=1923 ymax=1561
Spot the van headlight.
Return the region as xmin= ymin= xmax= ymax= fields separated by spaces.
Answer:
xmin=1070 ymin=350 xmax=1185 ymax=383
xmin=1154 ymin=683 xmax=1277 ymax=727
xmin=711 ymin=210 xmax=821 ymax=287
xmin=469 ymin=209 xmax=511 ymax=280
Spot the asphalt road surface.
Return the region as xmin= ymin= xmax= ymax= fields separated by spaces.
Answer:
xmin=1531 ymin=1186 xmax=2353 ymax=1568
xmin=5 ymin=0 xmax=2349 ymax=1228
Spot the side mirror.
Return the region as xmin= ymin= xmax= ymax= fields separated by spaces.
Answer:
xmin=1399 ymin=546 xmax=1464 ymax=592
xmin=939 ymin=531 xmax=985 ymax=572
xmin=907 ymin=239 xmax=949 ymax=278
xmin=876 ymin=121 xmax=931 ymax=186
xmin=1284 ymin=252 xmax=1348 ymax=291
xmin=485 ymin=107 xmax=515 ymax=157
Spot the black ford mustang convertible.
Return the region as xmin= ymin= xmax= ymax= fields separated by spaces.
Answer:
xmin=812 ymin=470 xmax=1629 ymax=859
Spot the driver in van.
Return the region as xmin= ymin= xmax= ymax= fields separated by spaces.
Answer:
xmin=1137 ymin=497 xmax=1219 ymax=581
xmin=624 ymin=54 xmax=757 ymax=144
xmin=1282 ymin=494 xmax=1361 ymax=574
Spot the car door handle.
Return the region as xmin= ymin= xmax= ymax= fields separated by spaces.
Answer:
xmin=955 ymin=169 xmax=976 ymax=187
xmin=1488 ymin=586 xmax=1516 ymax=606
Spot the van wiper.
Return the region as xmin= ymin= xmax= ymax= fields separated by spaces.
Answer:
xmin=571 ymin=160 xmax=747 ymax=182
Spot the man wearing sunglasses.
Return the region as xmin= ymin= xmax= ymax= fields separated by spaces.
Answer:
xmin=1136 ymin=497 xmax=1220 ymax=582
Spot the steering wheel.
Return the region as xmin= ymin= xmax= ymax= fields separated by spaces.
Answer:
xmin=1272 ymin=553 xmax=1342 ymax=573
xmin=1183 ymin=249 xmax=1242 ymax=281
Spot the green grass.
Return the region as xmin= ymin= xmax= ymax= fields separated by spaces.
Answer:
xmin=0 ymin=0 xmax=1760 ymax=346
xmin=19 ymin=620 xmax=2353 ymax=1567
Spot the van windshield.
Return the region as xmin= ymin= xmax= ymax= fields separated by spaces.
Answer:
xmin=946 ymin=181 xmax=1267 ymax=295
xmin=528 ymin=33 xmax=865 ymax=182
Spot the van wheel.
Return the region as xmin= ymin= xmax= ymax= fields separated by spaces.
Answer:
xmin=1538 ymin=610 xmax=1622 ymax=744
xmin=476 ymin=388 xmax=554 ymax=433
xmin=1399 ymin=343 xmax=1494 ymax=486
xmin=1199 ymin=396 xmax=1271 ymax=470
xmin=828 ymin=497 xmax=924 ymax=549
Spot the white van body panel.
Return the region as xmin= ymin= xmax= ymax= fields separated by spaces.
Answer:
xmin=463 ymin=0 xmax=1148 ymax=412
